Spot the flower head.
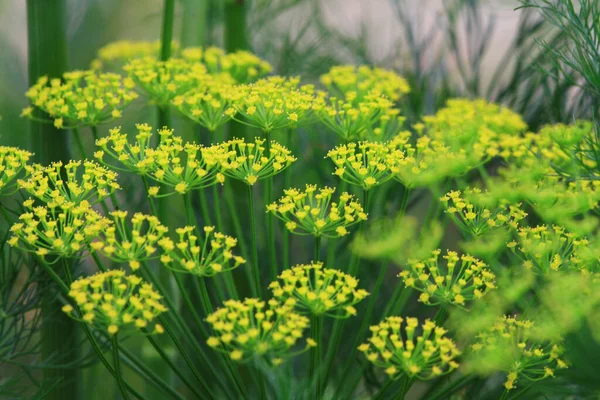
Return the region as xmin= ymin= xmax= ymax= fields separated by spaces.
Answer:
xmin=507 ymin=225 xmax=590 ymax=275
xmin=440 ymin=188 xmax=527 ymax=236
xmin=182 ymin=46 xmax=272 ymax=83
xmin=0 ymin=146 xmax=32 ymax=196
xmin=466 ymin=315 xmax=567 ymax=391
xmin=171 ymin=73 xmax=237 ymax=131
xmin=94 ymin=211 xmax=169 ymax=271
xmin=205 ymin=297 xmax=313 ymax=364
xmin=9 ymin=199 xmax=111 ymax=259
xmin=228 ymin=76 xmax=314 ymax=132
xmin=124 ymin=57 xmax=206 ymax=107
xmin=159 ymin=226 xmax=245 ymax=277
xmin=267 ymin=184 xmax=367 ymax=238
xmin=218 ymin=137 xmax=296 ymax=185
xmin=320 ymin=65 xmax=410 ymax=102
xmin=18 ymin=160 xmax=120 ymax=206
xmin=269 ymin=262 xmax=369 ymax=317
xmin=326 ymin=141 xmax=401 ymax=190
xmin=398 ymin=250 xmax=496 ymax=308
xmin=359 ymin=317 xmax=460 ymax=380
xmin=94 ymin=124 xmax=157 ymax=176
xmin=64 ymin=269 xmax=167 ymax=335
xmin=91 ymin=40 xmax=179 ymax=70
xmin=23 ymin=71 xmax=137 ymax=128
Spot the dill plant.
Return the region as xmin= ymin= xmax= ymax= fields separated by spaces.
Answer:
xmin=5 ymin=2 xmax=600 ymax=399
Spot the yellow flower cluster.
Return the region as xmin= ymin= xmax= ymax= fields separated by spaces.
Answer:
xmin=18 ymin=160 xmax=120 ymax=206
xmin=91 ymin=40 xmax=180 ymax=70
xmin=267 ymin=184 xmax=367 ymax=237
xmin=94 ymin=124 xmax=157 ymax=176
xmin=171 ymin=73 xmax=236 ymax=132
xmin=63 ymin=269 xmax=167 ymax=335
xmin=124 ymin=57 xmax=206 ymax=107
xmin=422 ymin=98 xmax=527 ymax=148
xmin=326 ymin=141 xmax=401 ymax=190
xmin=228 ymin=76 xmax=314 ymax=132
xmin=313 ymin=92 xmax=398 ymax=141
xmin=218 ymin=137 xmax=296 ymax=185
xmin=148 ymin=134 xmax=225 ymax=196
xmin=97 ymin=124 xmax=225 ymax=195
xmin=0 ymin=146 xmax=32 ymax=195
xmin=269 ymin=262 xmax=369 ymax=317
xmin=320 ymin=65 xmax=410 ymax=102
xmin=439 ymin=188 xmax=527 ymax=236
xmin=468 ymin=315 xmax=567 ymax=391
xmin=182 ymin=46 xmax=272 ymax=83
xmin=92 ymin=211 xmax=169 ymax=271
xmin=205 ymin=297 xmax=315 ymax=365
xmin=359 ymin=317 xmax=460 ymax=380
xmin=8 ymin=199 xmax=111 ymax=259
xmin=507 ymin=225 xmax=590 ymax=275
xmin=159 ymin=226 xmax=246 ymax=277
xmin=390 ymin=135 xmax=484 ymax=189
xmin=399 ymin=250 xmax=496 ymax=308
xmin=22 ymin=71 xmax=137 ymax=128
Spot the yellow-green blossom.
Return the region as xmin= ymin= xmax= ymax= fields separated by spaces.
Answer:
xmin=124 ymin=57 xmax=206 ymax=108
xmin=91 ymin=40 xmax=180 ymax=70
xmin=94 ymin=124 xmax=158 ymax=176
xmin=0 ymin=147 xmax=32 ymax=196
xmin=159 ymin=226 xmax=245 ymax=277
xmin=269 ymin=262 xmax=369 ymax=317
xmin=439 ymin=188 xmax=527 ymax=236
xmin=399 ymin=250 xmax=496 ymax=308
xmin=63 ymin=269 xmax=167 ymax=335
xmin=326 ymin=141 xmax=401 ymax=189
xmin=23 ymin=71 xmax=137 ymax=128
xmin=205 ymin=298 xmax=315 ymax=365
xmin=507 ymin=225 xmax=590 ymax=275
xmin=182 ymin=46 xmax=272 ymax=83
xmin=359 ymin=317 xmax=460 ymax=380
xmin=320 ymin=65 xmax=410 ymax=102
xmin=171 ymin=73 xmax=237 ymax=131
xmin=467 ymin=315 xmax=567 ymax=391
xmin=228 ymin=76 xmax=314 ymax=132
xmin=18 ymin=160 xmax=120 ymax=206
xmin=267 ymin=184 xmax=367 ymax=237
xmin=8 ymin=199 xmax=111 ymax=259
xmin=218 ymin=137 xmax=296 ymax=185
xmin=92 ymin=211 xmax=169 ymax=271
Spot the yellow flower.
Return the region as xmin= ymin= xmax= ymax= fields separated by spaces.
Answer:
xmin=0 ymin=146 xmax=33 ymax=196
xmin=65 ymin=269 xmax=167 ymax=336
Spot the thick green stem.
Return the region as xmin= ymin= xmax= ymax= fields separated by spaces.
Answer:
xmin=225 ymin=0 xmax=248 ymax=52
xmin=111 ymin=335 xmax=131 ymax=400
xmin=160 ymin=0 xmax=175 ymax=61
xmin=310 ymin=315 xmax=322 ymax=399
xmin=314 ymin=235 xmax=321 ymax=262
xmin=247 ymin=184 xmax=261 ymax=297
xmin=27 ymin=2 xmax=78 ymax=398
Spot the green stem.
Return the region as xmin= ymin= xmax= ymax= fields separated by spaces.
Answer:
xmin=310 ymin=315 xmax=322 ymax=399
xmin=373 ymin=379 xmax=395 ymax=400
xmin=183 ymin=193 xmax=195 ymax=227
xmin=247 ymin=184 xmax=261 ymax=297
xmin=198 ymin=189 xmax=213 ymax=226
xmin=330 ymin=262 xmax=389 ymax=396
xmin=72 ymin=128 xmax=87 ymax=159
xmin=212 ymin=185 xmax=224 ymax=231
xmin=181 ymin=0 xmax=208 ymax=47
xmin=224 ymin=0 xmax=248 ymax=52
xmin=282 ymin=164 xmax=292 ymax=270
xmin=90 ymin=125 xmax=100 ymax=142
xmin=434 ymin=306 xmax=447 ymax=326
xmin=314 ymin=235 xmax=321 ymax=262
xmin=141 ymin=176 xmax=159 ymax=216
xmin=160 ymin=0 xmax=175 ymax=61
xmin=111 ymin=335 xmax=131 ymax=400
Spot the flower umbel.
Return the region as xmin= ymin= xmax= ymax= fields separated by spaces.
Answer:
xmin=159 ymin=226 xmax=246 ymax=277
xmin=269 ymin=262 xmax=369 ymax=317
xmin=63 ymin=269 xmax=167 ymax=335
xmin=9 ymin=199 xmax=111 ymax=259
xmin=398 ymin=250 xmax=496 ymax=308
xmin=467 ymin=315 xmax=567 ymax=391
xmin=18 ymin=160 xmax=120 ymax=206
xmin=205 ymin=298 xmax=314 ymax=365
xmin=267 ymin=184 xmax=367 ymax=237
xmin=359 ymin=317 xmax=460 ymax=380
xmin=0 ymin=146 xmax=32 ymax=196
xmin=218 ymin=137 xmax=296 ymax=185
